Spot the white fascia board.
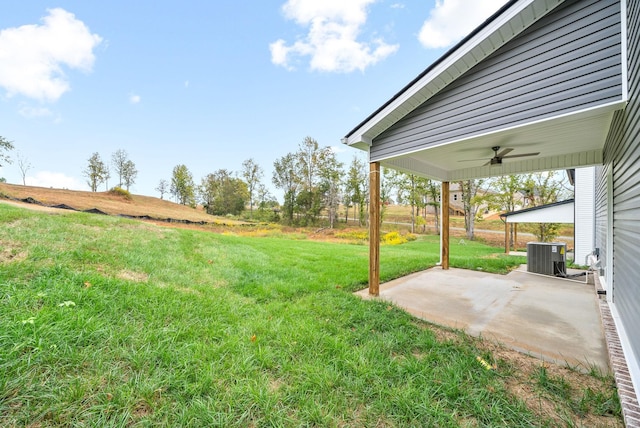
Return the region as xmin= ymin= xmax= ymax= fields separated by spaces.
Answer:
xmin=620 ymin=0 xmax=629 ymax=101
xmin=344 ymin=0 xmax=562 ymax=148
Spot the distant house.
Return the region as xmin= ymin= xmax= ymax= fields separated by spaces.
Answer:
xmin=344 ymin=0 xmax=639 ymax=418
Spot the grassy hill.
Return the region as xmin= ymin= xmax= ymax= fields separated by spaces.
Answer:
xmin=0 ymin=198 xmax=621 ymax=426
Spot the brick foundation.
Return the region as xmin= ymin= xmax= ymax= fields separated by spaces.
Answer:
xmin=595 ymin=274 xmax=640 ymax=427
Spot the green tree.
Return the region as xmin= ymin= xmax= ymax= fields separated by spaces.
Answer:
xmin=423 ymin=179 xmax=441 ymax=234
xmin=272 ymin=153 xmax=299 ymax=224
xmin=0 ymin=136 xmax=13 ymax=168
xmin=486 ymin=175 xmax=528 ymax=249
xmin=122 ymin=160 xmax=138 ymax=191
xmin=111 ymin=149 xmax=128 ymax=187
xmin=170 ymin=164 xmax=196 ymax=207
xmin=458 ymin=178 xmax=486 ymax=240
xmin=344 ymin=155 xmax=368 ymax=226
xmin=380 ymin=167 xmax=399 ymax=227
xmin=521 ymin=171 xmax=570 ymax=242
xmin=241 ymin=158 xmax=263 ymax=218
xmin=295 ymin=137 xmax=326 ymax=224
xmin=83 ymin=152 xmax=108 ymax=192
xmin=200 ymin=169 xmax=248 ymax=216
xmin=255 ymin=183 xmax=279 ymax=220
xmin=1 ymin=136 xmax=14 ymax=182
xmin=318 ymin=150 xmax=343 ymax=228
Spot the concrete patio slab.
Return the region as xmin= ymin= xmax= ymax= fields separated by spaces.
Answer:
xmin=356 ymin=266 xmax=609 ymax=372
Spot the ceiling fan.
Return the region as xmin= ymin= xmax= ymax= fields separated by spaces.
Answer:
xmin=460 ymin=146 xmax=540 ymax=166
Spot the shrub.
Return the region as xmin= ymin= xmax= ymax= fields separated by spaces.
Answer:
xmin=382 ymin=231 xmax=417 ymax=245
xmin=109 ymin=186 xmax=132 ymax=200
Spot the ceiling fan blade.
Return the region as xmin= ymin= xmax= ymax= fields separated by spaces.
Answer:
xmin=457 ymin=158 xmax=484 ymax=163
xmin=502 ymin=152 xmax=540 ymax=159
xmin=496 ymin=148 xmax=513 ymax=157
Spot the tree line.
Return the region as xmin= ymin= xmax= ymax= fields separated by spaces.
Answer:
xmin=155 ymin=135 xmax=570 ymax=243
xmin=1 ymin=134 xmax=570 ymax=242
xmin=381 ymin=170 xmax=570 ymax=243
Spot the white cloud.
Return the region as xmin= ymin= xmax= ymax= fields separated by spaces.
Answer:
xmin=26 ymin=171 xmax=84 ymax=190
xmin=270 ymin=0 xmax=398 ymax=73
xmin=418 ymin=0 xmax=509 ymax=49
xmin=129 ymin=94 xmax=141 ymax=104
xmin=18 ymin=105 xmax=53 ymax=118
xmin=0 ymin=8 xmax=102 ymax=102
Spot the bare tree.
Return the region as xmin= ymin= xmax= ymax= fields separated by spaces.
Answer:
xmin=156 ymin=179 xmax=169 ymax=199
xmin=104 ymin=167 xmax=111 ymax=190
xmin=16 ymin=152 xmax=32 ymax=185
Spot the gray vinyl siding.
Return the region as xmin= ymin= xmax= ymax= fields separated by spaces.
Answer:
xmin=371 ymin=0 xmax=623 ymax=161
xmin=596 ymin=109 xmax=624 ymax=278
xmin=602 ymin=0 xmax=640 ymax=361
xmin=594 ymin=163 xmax=608 ymax=276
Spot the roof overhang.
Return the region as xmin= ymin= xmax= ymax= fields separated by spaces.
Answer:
xmin=344 ymin=0 xmax=564 ymax=148
xmin=343 ymin=0 xmax=627 ymax=180
xmin=500 ymin=199 xmax=574 ymax=223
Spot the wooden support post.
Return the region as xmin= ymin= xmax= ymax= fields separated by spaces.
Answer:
xmin=442 ymin=181 xmax=450 ymax=270
xmin=505 ymin=220 xmax=509 ymax=254
xmin=369 ymin=162 xmax=380 ymax=296
xmin=514 ymin=223 xmax=518 ymax=251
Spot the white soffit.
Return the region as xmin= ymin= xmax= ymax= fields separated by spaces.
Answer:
xmin=379 ymin=101 xmax=623 ymax=181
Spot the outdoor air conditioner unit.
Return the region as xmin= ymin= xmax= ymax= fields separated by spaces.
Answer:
xmin=527 ymin=242 xmax=567 ymax=277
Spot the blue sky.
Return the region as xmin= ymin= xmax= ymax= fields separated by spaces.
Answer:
xmin=0 ymin=0 xmax=508 ymax=200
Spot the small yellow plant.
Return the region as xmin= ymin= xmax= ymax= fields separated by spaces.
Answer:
xmin=382 ymin=231 xmax=405 ymax=245
xmin=381 ymin=231 xmax=418 ymax=245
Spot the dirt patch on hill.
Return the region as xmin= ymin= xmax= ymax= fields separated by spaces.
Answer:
xmin=0 ymin=183 xmax=245 ymax=225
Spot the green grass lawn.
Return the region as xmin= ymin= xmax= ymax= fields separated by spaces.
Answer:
xmin=0 ymin=204 xmax=620 ymax=427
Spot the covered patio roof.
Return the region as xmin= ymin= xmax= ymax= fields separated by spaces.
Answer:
xmin=344 ymin=0 xmax=626 ymax=296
